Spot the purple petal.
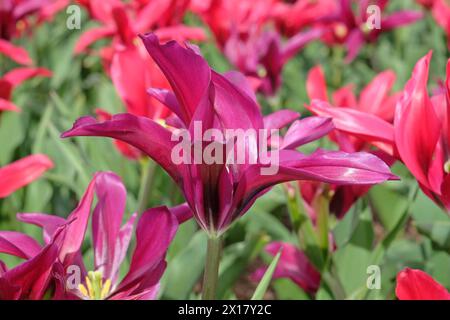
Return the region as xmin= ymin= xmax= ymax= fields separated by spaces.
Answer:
xmin=222 ymin=71 xmax=258 ymax=104
xmin=307 ymin=100 xmax=395 ymax=154
xmin=382 ymin=11 xmax=423 ymax=30
xmin=61 ymin=114 xmax=182 ymax=183
xmin=146 ymin=88 xmax=184 ymax=122
xmin=16 ymin=213 xmax=66 ymax=244
xmin=252 ymin=242 xmax=321 ymax=293
xmin=58 ymin=174 xmax=97 ymax=264
xmin=263 ymin=110 xmax=300 ymax=130
xmin=115 ymin=206 xmax=178 ymax=294
xmin=0 ymin=243 xmax=58 ymax=300
xmin=0 ymin=231 xmax=42 ymax=259
xmin=139 ymin=32 xmax=211 ymax=124
xmin=92 ymin=172 xmax=128 ymax=284
xmin=169 ymin=203 xmax=193 ymax=224
xmin=281 ymin=117 xmax=334 ymax=149
xmin=233 ymin=149 xmax=396 ymax=218
xmin=211 ymin=71 xmax=264 ymax=131
xmin=344 ymin=29 xmax=365 ymax=63
xmin=281 ymin=28 xmax=323 ymax=64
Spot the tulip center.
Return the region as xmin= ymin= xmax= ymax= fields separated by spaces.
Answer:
xmin=257 ymin=65 xmax=267 ymax=78
xmin=16 ymin=20 xmax=26 ymax=32
xmin=334 ymin=23 xmax=348 ymax=39
xmin=360 ymin=23 xmax=372 ymax=35
xmin=78 ymin=271 xmax=112 ymax=300
xmin=444 ymin=160 xmax=450 ymax=174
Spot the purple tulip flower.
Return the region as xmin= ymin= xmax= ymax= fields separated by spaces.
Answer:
xmin=62 ymin=33 xmax=396 ymax=236
xmin=0 ymin=172 xmax=188 ymax=300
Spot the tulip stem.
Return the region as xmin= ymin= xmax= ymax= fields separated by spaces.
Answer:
xmin=137 ymin=159 xmax=156 ymax=216
xmin=202 ymin=235 xmax=222 ymax=300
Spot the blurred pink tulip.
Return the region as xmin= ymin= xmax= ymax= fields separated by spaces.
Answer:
xmin=396 ymin=268 xmax=450 ymax=300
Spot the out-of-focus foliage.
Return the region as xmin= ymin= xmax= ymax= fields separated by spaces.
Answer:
xmin=0 ymin=0 xmax=449 ymax=299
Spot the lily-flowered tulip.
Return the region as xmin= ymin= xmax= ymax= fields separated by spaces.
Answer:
xmin=396 ymin=268 xmax=450 ymax=300
xmin=306 ymin=66 xmax=397 ymax=156
xmin=195 ymin=0 xmax=322 ymax=95
xmin=0 ymin=154 xmax=53 ymax=199
xmin=271 ymin=0 xmax=337 ymax=37
xmin=394 ymin=52 xmax=450 ymax=211
xmin=96 ymin=38 xmax=173 ymax=160
xmin=252 ymin=242 xmax=321 ymax=294
xmin=74 ymin=0 xmax=206 ymax=55
xmin=76 ymin=0 xmax=204 ymax=160
xmin=12 ymin=172 xmax=189 ymax=300
xmin=62 ymin=33 xmax=396 ymax=236
xmin=0 ymin=0 xmax=60 ymax=40
xmin=192 ymin=0 xmax=274 ymax=49
xmin=319 ymin=0 xmax=423 ymax=62
xmin=305 ymin=66 xmax=398 ymax=217
xmin=224 ymin=28 xmax=322 ymax=96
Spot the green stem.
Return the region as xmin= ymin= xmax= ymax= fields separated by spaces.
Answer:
xmin=316 ymin=195 xmax=330 ymax=257
xmin=136 ymin=159 xmax=156 ymax=216
xmin=202 ymin=235 xmax=222 ymax=300
xmin=286 ymin=184 xmax=324 ymax=270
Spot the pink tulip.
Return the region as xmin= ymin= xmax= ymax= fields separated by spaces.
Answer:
xmin=396 ymin=268 xmax=450 ymax=300
xmin=251 ymin=242 xmax=321 ymax=294
xmin=305 ymin=65 xmax=398 ymax=217
xmin=319 ymin=0 xmax=423 ymax=62
xmin=0 ymin=154 xmax=53 ymax=199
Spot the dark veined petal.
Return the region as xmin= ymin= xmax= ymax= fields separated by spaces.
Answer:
xmin=0 ymin=242 xmax=58 ymax=300
xmin=61 ymin=114 xmax=182 ymax=183
xmin=0 ymin=231 xmax=42 ymax=259
xmin=113 ymin=206 xmax=178 ymax=297
xmin=232 ymin=149 xmax=396 ymax=220
xmin=140 ymin=32 xmax=211 ymax=124
xmin=91 ymin=172 xmax=128 ymax=283
xmin=281 ymin=117 xmax=334 ymax=150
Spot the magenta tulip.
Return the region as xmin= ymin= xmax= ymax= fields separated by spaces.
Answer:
xmin=62 ymin=33 xmax=396 ymax=236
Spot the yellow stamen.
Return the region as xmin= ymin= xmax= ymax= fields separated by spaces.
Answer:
xmin=334 ymin=23 xmax=348 ymax=39
xmin=257 ymin=65 xmax=267 ymax=78
xmin=85 ymin=275 xmax=94 ymax=299
xmin=156 ymin=119 xmax=167 ymax=128
xmin=78 ymin=284 xmax=88 ymax=297
xmin=101 ymin=279 xmax=112 ymax=299
xmin=444 ymin=160 xmax=450 ymax=174
xmin=77 ymin=270 xmax=112 ymax=300
xmin=16 ymin=20 xmax=26 ymax=32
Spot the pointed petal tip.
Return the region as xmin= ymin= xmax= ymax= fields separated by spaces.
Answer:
xmin=60 ymin=116 xmax=98 ymax=138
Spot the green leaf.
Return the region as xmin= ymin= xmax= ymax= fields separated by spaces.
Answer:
xmin=161 ymin=231 xmax=208 ymax=299
xmin=217 ymin=234 xmax=268 ymax=299
xmin=251 ymin=250 xmax=281 ymax=300
xmin=0 ymin=112 xmax=25 ymax=165
xmin=369 ymin=184 xmax=408 ymax=233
